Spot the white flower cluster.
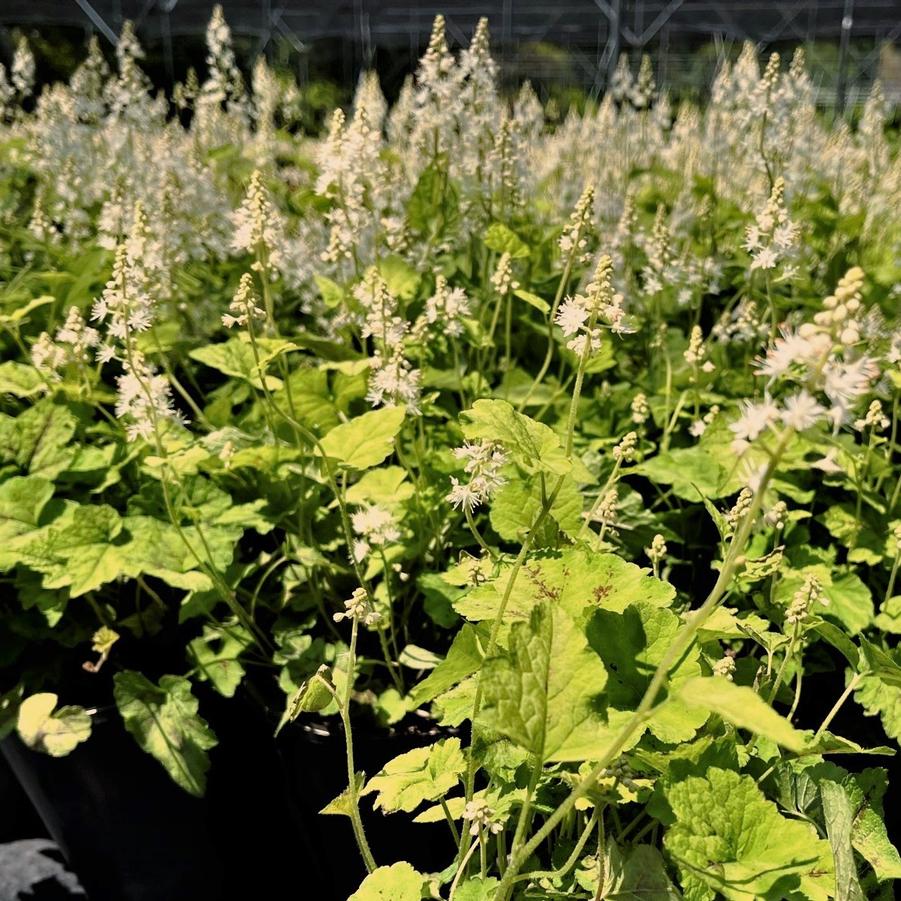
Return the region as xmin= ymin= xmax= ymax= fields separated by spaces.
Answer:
xmin=31 ymin=307 xmax=100 ymax=380
xmin=712 ymin=655 xmax=736 ymax=680
xmin=316 ymin=104 xmax=390 ymax=266
xmin=612 ymin=431 xmax=639 ymax=462
xmin=683 ymin=326 xmax=715 ymax=375
xmin=421 ymin=276 xmax=471 ymax=339
xmin=610 ymin=54 xmax=657 ymax=110
xmin=732 ymin=267 xmax=881 ymax=453
xmin=90 ymin=207 xmax=184 ymax=441
xmin=11 ymin=37 xmax=36 ymax=100
xmin=367 ymin=355 xmax=422 ymax=414
xmin=689 ymin=404 xmax=720 ymax=438
xmin=350 ymin=505 xmax=401 ymax=564
xmin=7 ymin=7 xmax=899 ymax=325
xmin=630 ymin=392 xmax=650 ymax=425
xmin=855 ymin=399 xmax=889 ymax=433
xmin=222 ymin=273 xmax=266 ymax=330
xmin=785 ymin=574 xmax=827 ymax=625
xmin=586 ymin=488 xmax=619 ymax=534
xmin=13 ymin=16 xmax=234 ymax=275
xmin=113 ymin=352 xmax=187 ymax=442
xmin=231 ymin=170 xmax=286 ymax=274
xmin=197 ymin=5 xmax=246 ymax=115
xmin=400 ymin=15 xmax=502 ymax=188
xmin=490 ymin=253 xmax=519 ymax=296
xmin=354 ymin=269 xmax=422 ymax=413
xmin=744 ymin=177 xmax=800 ymax=275
xmin=639 ymin=206 xmax=673 ymax=296
xmin=558 ymin=184 xmax=595 ymax=261
xmin=446 ymin=440 xmax=509 ymax=513
xmin=712 ymin=299 xmax=769 ymax=346
xmin=461 ymin=798 xmax=503 ymax=836
xmin=91 ymin=238 xmax=154 ymax=355
xmin=333 ymin=587 xmax=381 ymax=627
xmin=726 ymin=487 xmax=754 ymax=532
xmin=645 ymin=533 xmax=667 ymax=566
xmin=556 ymin=255 xmax=634 ymax=357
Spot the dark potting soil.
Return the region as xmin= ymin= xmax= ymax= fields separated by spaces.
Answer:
xmin=3 ymin=684 xmax=327 ymax=901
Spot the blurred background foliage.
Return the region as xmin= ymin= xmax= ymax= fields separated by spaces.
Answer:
xmin=1 ymin=2 xmax=900 ymax=129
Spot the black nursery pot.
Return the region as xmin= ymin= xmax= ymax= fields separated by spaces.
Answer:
xmin=3 ymin=688 xmax=326 ymax=901
xmin=278 ymin=717 xmax=460 ymax=899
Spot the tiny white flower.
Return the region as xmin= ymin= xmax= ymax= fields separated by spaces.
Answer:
xmin=729 ymin=398 xmax=780 ymax=451
xmin=780 ymin=390 xmax=826 ymax=431
xmin=555 ymin=297 xmax=588 ymax=336
xmin=689 ymin=419 xmax=707 ymax=437
xmin=751 ymin=246 xmax=779 ymax=271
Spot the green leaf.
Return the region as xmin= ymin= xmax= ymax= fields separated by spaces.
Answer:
xmin=810 ymin=621 xmax=860 ymax=668
xmin=454 ymin=876 xmax=500 ymax=901
xmin=489 ymin=473 xmax=582 ymax=541
xmin=455 ymin=547 xmax=674 ymax=625
xmin=859 ymin=639 xmax=901 ymax=687
xmin=777 ymin=761 xmax=901 ymax=884
xmin=588 ymin=602 xmax=707 ymax=743
xmin=821 ymin=504 xmax=883 ymax=565
xmin=130 ymin=476 xmax=273 ymax=535
xmin=362 ymin=738 xmax=465 ymax=813
xmin=461 ymin=399 xmax=570 ymax=476
xmin=803 ymin=732 xmax=895 ymax=757
xmin=346 ymin=466 xmax=414 ymax=506
xmin=632 ymin=445 xmax=731 ymax=501
xmin=189 ymin=338 xmax=282 ymax=390
xmin=276 ymin=666 xmax=336 ymax=735
xmin=411 ymin=624 xmax=484 ymax=705
xmin=855 ymin=667 xmax=901 ymax=742
xmin=314 ymin=274 xmax=344 ymax=308
xmin=0 ymin=294 xmax=54 ymax=326
xmin=483 ymin=223 xmax=529 ymax=258
xmin=0 ymin=475 xmax=54 ymax=546
xmin=378 ymin=255 xmax=420 ymax=300
xmin=8 ymin=504 xmax=137 ymax=597
xmin=122 ymin=516 xmax=222 ymax=591
xmin=17 ymin=693 xmax=91 ymax=757
xmin=584 ymin=843 xmax=679 ymax=899
xmin=511 ymin=289 xmax=550 ymax=313
xmin=675 ymin=677 xmax=807 ymax=752
xmin=697 ymin=606 xmax=771 ymax=640
xmin=664 ymin=768 xmax=832 ymax=901
xmin=320 ymin=772 xmax=365 ymax=816
xmin=0 ymin=361 xmax=44 ymax=398
xmin=320 ymin=406 xmax=405 ymax=470
xmin=348 ymin=862 xmax=424 ymax=901
xmin=188 ymin=626 xmax=251 ymax=698
xmin=479 ymin=602 xmax=616 ymax=763
xmin=824 ymin=574 xmax=874 ymax=636
xmin=418 ymin=571 xmax=462 ymax=628
xmin=820 ymin=780 xmax=866 ymax=901
xmin=113 ymin=671 xmax=217 ymax=797
xmin=847 ymin=777 xmax=901 ymax=881
xmin=374 ymin=688 xmax=411 ymax=726
xmin=874 ymin=596 xmax=901 ymax=634
xmin=276 ymin=367 xmax=343 ymax=431
xmin=398 ymin=644 xmax=443 ymax=670
xmin=4 ymin=400 xmax=77 ymax=478
xmin=407 ymin=159 xmax=458 ymax=237
xmin=433 ymin=677 xmax=477 ymax=727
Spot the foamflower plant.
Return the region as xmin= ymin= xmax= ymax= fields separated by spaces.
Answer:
xmin=0 ymin=9 xmax=900 ymax=900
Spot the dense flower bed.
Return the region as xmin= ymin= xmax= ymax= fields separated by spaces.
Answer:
xmin=2 ymin=7 xmax=901 ymax=899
